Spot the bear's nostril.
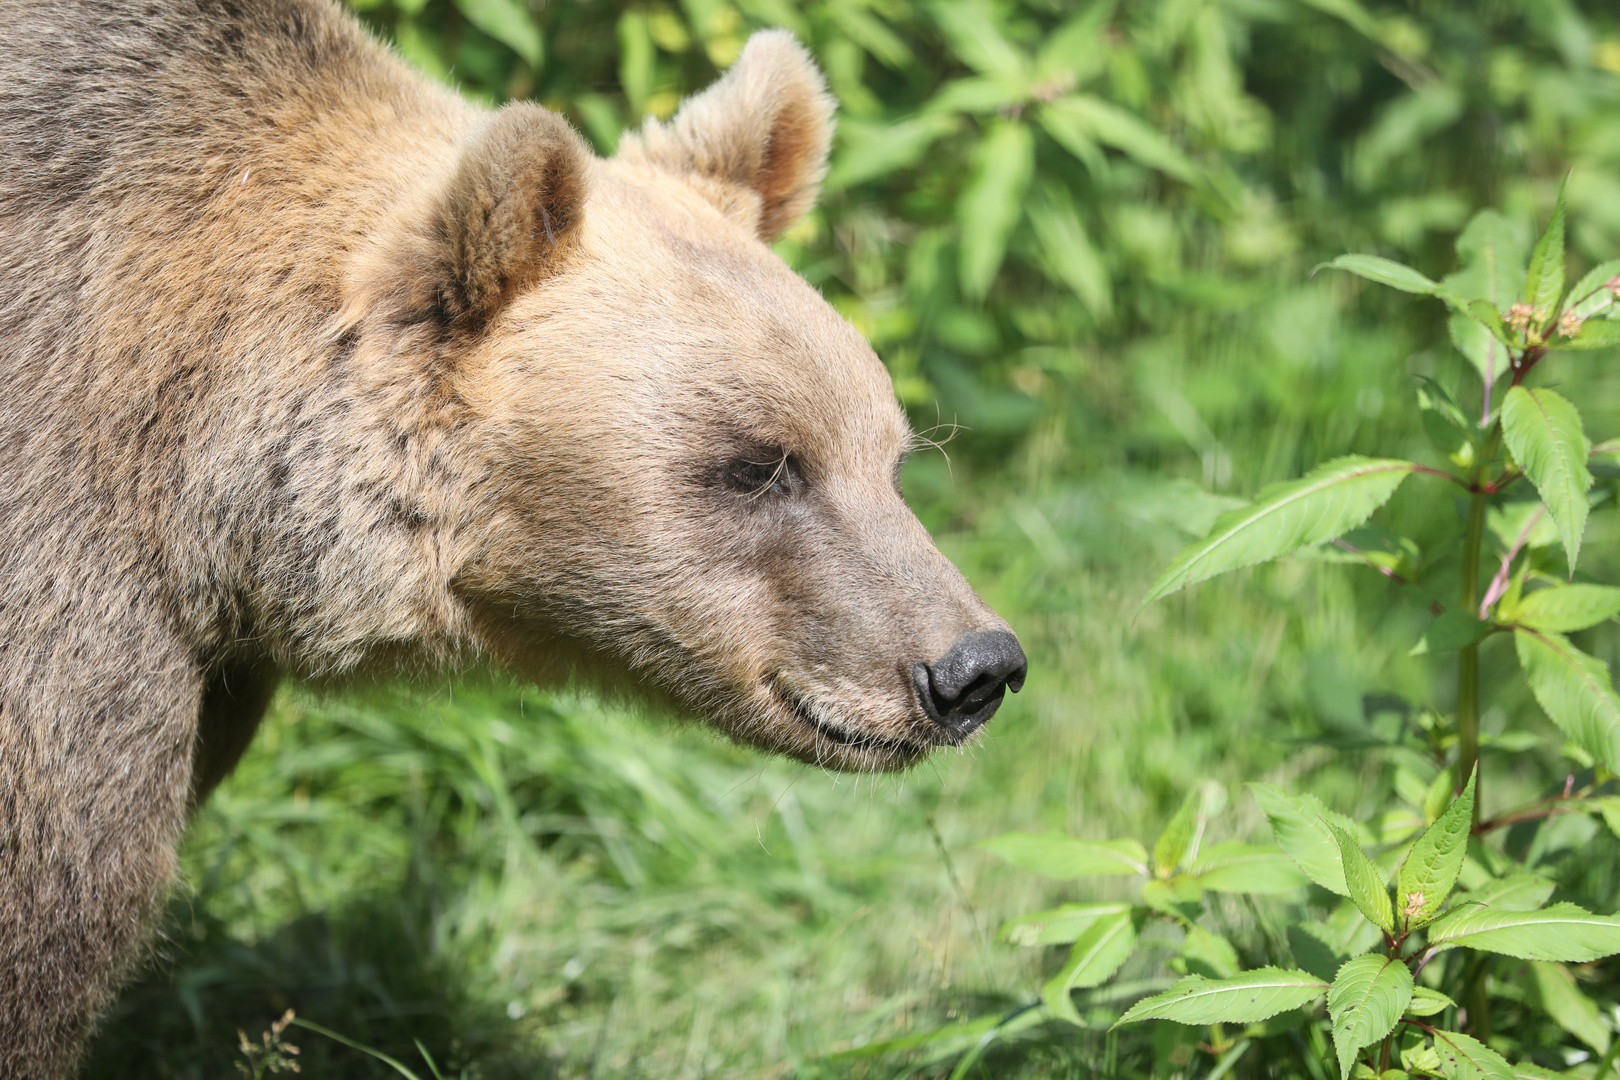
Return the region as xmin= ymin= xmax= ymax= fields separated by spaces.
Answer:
xmin=913 ymin=629 xmax=1028 ymax=738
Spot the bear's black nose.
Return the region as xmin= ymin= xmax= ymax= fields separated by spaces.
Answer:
xmin=913 ymin=629 xmax=1027 ymax=738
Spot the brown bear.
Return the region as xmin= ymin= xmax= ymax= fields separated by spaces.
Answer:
xmin=0 ymin=1 xmax=1026 ymax=1074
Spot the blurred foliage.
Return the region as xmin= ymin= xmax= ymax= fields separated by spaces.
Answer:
xmin=85 ymin=0 xmax=1620 ymax=1076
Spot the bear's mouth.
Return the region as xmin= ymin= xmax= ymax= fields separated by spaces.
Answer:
xmin=767 ymin=676 xmax=928 ymax=762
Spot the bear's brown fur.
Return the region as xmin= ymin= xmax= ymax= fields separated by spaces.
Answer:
xmin=0 ymin=2 xmax=1024 ymax=1074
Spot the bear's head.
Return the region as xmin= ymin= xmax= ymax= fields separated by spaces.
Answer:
xmin=357 ymin=32 xmax=1025 ymax=770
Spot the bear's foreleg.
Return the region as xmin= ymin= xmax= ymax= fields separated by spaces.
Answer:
xmin=191 ymin=657 xmax=281 ymax=807
xmin=0 ymin=630 xmax=202 ymax=1079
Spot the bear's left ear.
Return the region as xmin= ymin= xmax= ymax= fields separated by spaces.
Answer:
xmin=623 ymin=30 xmax=834 ymax=242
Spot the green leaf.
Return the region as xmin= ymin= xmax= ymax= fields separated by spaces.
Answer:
xmin=826 ymin=114 xmax=959 ymax=191
xmin=1027 ymin=185 xmax=1111 ymax=318
xmin=1154 ymin=785 xmax=1211 ymax=875
xmin=978 ymin=833 xmax=1149 ymax=878
xmin=1529 ymin=960 xmax=1611 ymax=1054
xmin=1042 ymin=95 xmax=1198 ymax=182
xmin=958 ymin=120 xmax=1034 ymax=299
xmin=1181 ymin=926 xmax=1241 ymax=979
xmin=1551 ymin=319 xmax=1620 ymax=351
xmin=1514 ymin=628 xmax=1620 ymax=771
xmin=1592 ymin=795 xmax=1620 ymax=841
xmin=1250 ymin=783 xmax=1359 ymax=895
xmin=454 ymin=0 xmax=542 ymax=66
xmin=1113 ymin=968 xmax=1328 ymax=1028
xmin=999 ymin=902 xmax=1133 ymax=947
xmin=1523 ymin=178 xmax=1568 ymax=322
xmin=1187 ymin=842 xmax=1309 ymax=894
xmin=1430 ymin=1029 xmax=1515 ymax=1080
xmin=930 ymin=0 xmax=1029 ymax=83
xmin=1322 ymin=254 xmax=1446 ymax=296
xmin=1567 ymin=258 xmax=1620 ymax=319
xmin=1418 ymin=375 xmax=1477 ymax=466
xmin=1406 ymin=986 xmax=1456 ymax=1017
xmin=1450 ymin=311 xmax=1512 ymax=383
xmin=1501 ymin=386 xmax=1592 ymax=571
xmin=1145 ymin=457 xmax=1418 ymax=604
xmin=1508 ymin=584 xmax=1620 ymax=633
xmin=1331 ymin=823 xmax=1393 ymax=933
xmin=1288 ymin=922 xmax=1350 ymax=983
xmin=1410 ymin=611 xmax=1492 ymax=656
xmin=1396 ymin=771 xmax=1475 ymax=928
xmin=1447 ymin=210 xmax=1531 ymax=310
xmin=1427 ymin=902 xmax=1620 ymax=962
xmin=1328 ymin=955 xmax=1415 ymax=1079
xmin=1464 ymin=874 xmax=1556 ymax=912
xmin=1043 ymin=909 xmax=1136 ymax=1025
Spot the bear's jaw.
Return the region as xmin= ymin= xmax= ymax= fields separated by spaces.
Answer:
xmin=761 ymin=674 xmax=949 ymax=771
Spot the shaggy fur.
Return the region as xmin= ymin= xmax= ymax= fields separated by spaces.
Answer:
xmin=0 ymin=2 xmax=1018 ymax=1074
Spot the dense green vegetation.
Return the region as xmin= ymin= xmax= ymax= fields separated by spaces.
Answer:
xmin=87 ymin=0 xmax=1620 ymax=1076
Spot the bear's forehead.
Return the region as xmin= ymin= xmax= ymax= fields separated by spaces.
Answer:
xmin=574 ymin=168 xmax=911 ymax=461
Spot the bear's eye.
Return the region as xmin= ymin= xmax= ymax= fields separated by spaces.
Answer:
xmin=722 ymin=449 xmax=801 ymax=499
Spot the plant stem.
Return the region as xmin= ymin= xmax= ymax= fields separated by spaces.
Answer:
xmin=1458 ymin=488 xmax=1487 ymax=819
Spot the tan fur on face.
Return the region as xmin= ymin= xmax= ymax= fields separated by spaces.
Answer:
xmin=0 ymin=3 xmax=1014 ymax=1073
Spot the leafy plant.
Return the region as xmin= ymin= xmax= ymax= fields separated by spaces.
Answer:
xmin=871 ymin=192 xmax=1620 ymax=1076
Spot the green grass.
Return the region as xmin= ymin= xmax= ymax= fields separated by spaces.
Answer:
xmin=88 ymin=435 xmax=1617 ymax=1077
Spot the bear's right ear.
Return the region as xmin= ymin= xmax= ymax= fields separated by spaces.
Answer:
xmin=428 ymin=103 xmax=591 ymax=331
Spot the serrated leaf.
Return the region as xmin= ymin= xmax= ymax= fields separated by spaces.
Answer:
xmin=957 ymin=120 xmax=1034 ymax=300
xmin=1113 ymin=968 xmax=1327 ymax=1028
xmin=1552 ymin=319 xmax=1620 ymax=351
xmin=1567 ymin=259 xmax=1620 ymax=319
xmin=978 ymin=833 xmax=1149 ymax=878
xmin=1510 ymin=585 xmax=1620 ymax=633
xmin=1145 ymin=457 xmax=1417 ymax=604
xmin=1509 ymin=1065 xmax=1565 ymax=1080
xmin=1407 ymin=986 xmax=1456 ymax=1016
xmin=1396 ymin=771 xmax=1475 ymax=929
xmin=1323 ymin=254 xmax=1446 ymax=296
xmin=1250 ymin=783 xmax=1358 ymax=895
xmin=1501 ymin=386 xmax=1592 ymax=571
xmin=1329 ymin=955 xmax=1415 ymax=1078
xmin=1043 ymin=910 xmax=1136 ymax=1025
xmin=1427 ymin=902 xmax=1620 ymax=962
xmin=1406 ymin=1044 xmax=1445 ymax=1074
xmin=1431 ymin=1029 xmax=1515 ymax=1080
xmin=454 ymin=0 xmax=542 ymax=65
xmin=1410 ymin=611 xmax=1492 ymax=656
xmin=1592 ymin=796 xmax=1620 ymax=841
xmin=1523 ymin=179 xmax=1568 ymax=322
xmin=1187 ymin=842 xmax=1309 ymax=894
xmin=1331 ymin=823 xmax=1393 ymax=933
xmin=1464 ymin=874 xmax=1556 ymax=912
xmin=999 ymin=902 xmax=1133 ymax=947
xmin=1529 ymin=960 xmax=1611 ymax=1054
xmin=1514 ymin=628 xmax=1620 ymax=771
